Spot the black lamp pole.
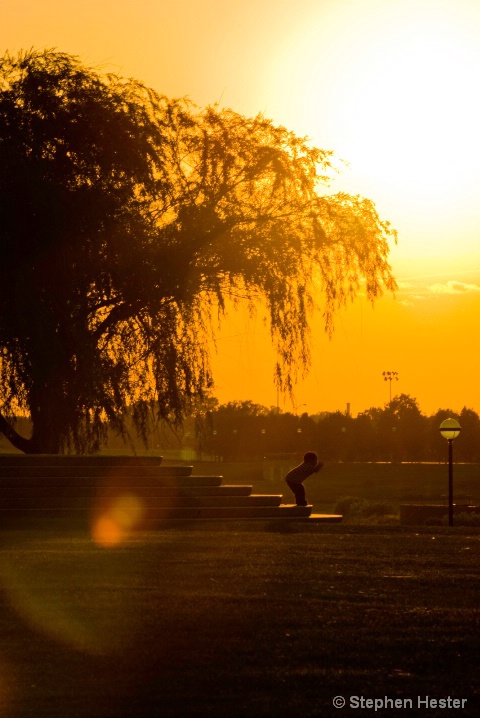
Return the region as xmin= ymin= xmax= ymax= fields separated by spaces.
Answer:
xmin=439 ymin=418 xmax=461 ymax=528
xmin=448 ymin=438 xmax=454 ymax=528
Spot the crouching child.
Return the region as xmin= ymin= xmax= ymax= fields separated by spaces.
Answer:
xmin=285 ymin=452 xmax=323 ymax=506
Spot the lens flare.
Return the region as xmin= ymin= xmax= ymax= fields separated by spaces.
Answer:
xmin=92 ymin=493 xmax=145 ymax=546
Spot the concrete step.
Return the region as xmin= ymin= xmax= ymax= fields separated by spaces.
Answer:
xmin=0 ymin=457 xmax=343 ymax=527
xmin=0 ymin=484 xmax=253 ymax=498
xmin=0 ymin=454 xmax=163 ymax=467
xmin=153 ymin=512 xmax=343 ymax=525
xmin=105 ymin=494 xmax=282 ymax=509
xmin=307 ymin=513 xmax=343 ymax=523
xmin=0 ymin=494 xmax=282 ymax=510
xmin=0 ymin=474 xmax=222 ymax=488
xmin=0 ymin=464 xmax=192 ymax=478
xmin=149 ymin=505 xmax=313 ymax=519
xmin=0 ymin=504 xmax=312 ymax=520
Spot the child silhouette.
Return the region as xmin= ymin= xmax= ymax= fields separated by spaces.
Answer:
xmin=285 ymin=452 xmax=323 ymax=506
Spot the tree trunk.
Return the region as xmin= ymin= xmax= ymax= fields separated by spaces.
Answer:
xmin=27 ymin=390 xmax=64 ymax=453
xmin=0 ymin=408 xmax=62 ymax=454
xmin=0 ymin=413 xmax=34 ymax=453
xmin=25 ymin=423 xmax=62 ymax=454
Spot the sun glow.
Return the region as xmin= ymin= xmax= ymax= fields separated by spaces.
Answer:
xmin=269 ymin=0 xmax=480 ymax=260
xmin=331 ymin=10 xmax=480 ymax=200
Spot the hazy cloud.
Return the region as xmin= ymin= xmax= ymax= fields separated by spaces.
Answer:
xmin=396 ymin=281 xmax=415 ymax=291
xmin=429 ymin=281 xmax=480 ymax=295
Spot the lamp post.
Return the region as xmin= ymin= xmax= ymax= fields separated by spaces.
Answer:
xmin=439 ymin=418 xmax=462 ymax=527
xmin=341 ymin=427 xmax=347 ymax=462
xmin=260 ymin=428 xmax=267 ymax=460
xmin=296 ymin=427 xmax=302 ymax=454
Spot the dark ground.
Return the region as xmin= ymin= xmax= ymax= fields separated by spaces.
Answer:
xmin=0 ymin=524 xmax=479 ymax=717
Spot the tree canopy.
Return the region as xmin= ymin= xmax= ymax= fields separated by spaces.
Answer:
xmin=0 ymin=49 xmax=397 ymax=453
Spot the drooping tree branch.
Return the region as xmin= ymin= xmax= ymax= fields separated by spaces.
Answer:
xmin=0 ymin=49 xmax=397 ymax=453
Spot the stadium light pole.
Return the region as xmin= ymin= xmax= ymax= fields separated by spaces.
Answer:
xmin=382 ymin=371 xmax=399 ymax=403
xmin=439 ymin=418 xmax=462 ymax=527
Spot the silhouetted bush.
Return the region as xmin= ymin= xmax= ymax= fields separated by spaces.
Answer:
xmin=441 ymin=512 xmax=480 ymax=527
xmin=334 ymin=496 xmax=368 ymax=516
xmin=334 ymin=496 xmax=397 ymax=522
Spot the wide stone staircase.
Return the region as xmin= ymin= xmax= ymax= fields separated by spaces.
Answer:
xmin=0 ymin=455 xmax=342 ymax=530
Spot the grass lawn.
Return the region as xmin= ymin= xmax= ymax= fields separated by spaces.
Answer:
xmin=0 ymin=524 xmax=479 ymax=717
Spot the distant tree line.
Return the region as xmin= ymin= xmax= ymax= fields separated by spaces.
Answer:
xmin=2 ymin=393 xmax=477 ymax=463
xmin=194 ymin=394 xmax=480 ymax=463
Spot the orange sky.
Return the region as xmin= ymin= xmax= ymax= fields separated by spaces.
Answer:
xmin=2 ymin=0 xmax=480 ymax=417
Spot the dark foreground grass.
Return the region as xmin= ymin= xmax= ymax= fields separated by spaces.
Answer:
xmin=0 ymin=525 xmax=479 ymax=718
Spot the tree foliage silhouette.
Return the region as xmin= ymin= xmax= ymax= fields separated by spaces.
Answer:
xmin=0 ymin=49 xmax=397 ymax=453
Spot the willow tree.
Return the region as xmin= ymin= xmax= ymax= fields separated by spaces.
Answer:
xmin=0 ymin=49 xmax=397 ymax=453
